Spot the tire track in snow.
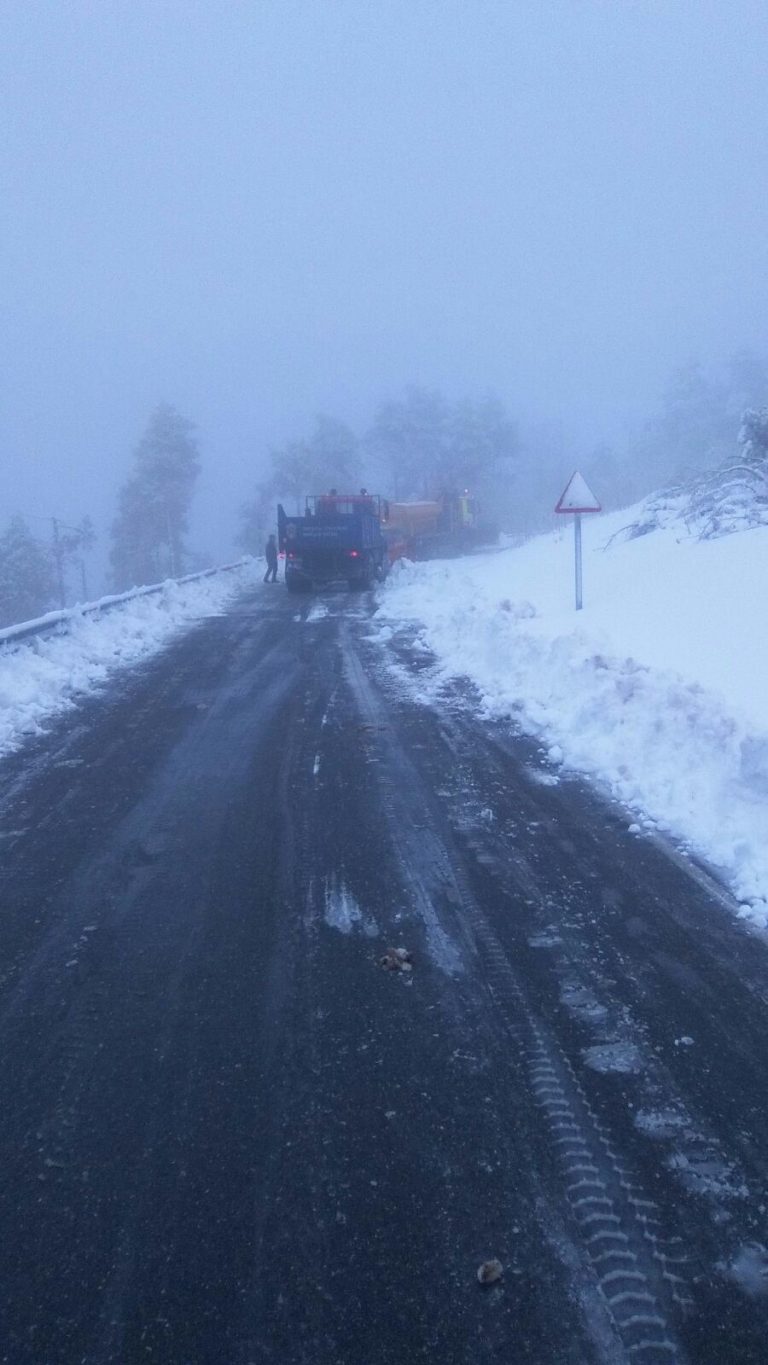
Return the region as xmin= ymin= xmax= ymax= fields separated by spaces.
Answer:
xmin=342 ymin=623 xmax=689 ymax=1364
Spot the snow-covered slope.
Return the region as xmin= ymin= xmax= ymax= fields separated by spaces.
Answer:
xmin=0 ymin=563 xmax=257 ymax=756
xmin=375 ymin=507 xmax=768 ymax=928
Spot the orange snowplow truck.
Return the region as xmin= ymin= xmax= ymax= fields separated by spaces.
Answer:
xmin=382 ymin=492 xmax=488 ymax=562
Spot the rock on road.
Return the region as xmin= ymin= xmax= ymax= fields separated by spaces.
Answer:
xmin=0 ymin=585 xmax=767 ymax=1364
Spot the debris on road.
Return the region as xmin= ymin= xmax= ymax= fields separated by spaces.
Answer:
xmin=379 ymin=947 xmax=413 ymax=972
xmin=477 ymin=1259 xmax=504 ymax=1285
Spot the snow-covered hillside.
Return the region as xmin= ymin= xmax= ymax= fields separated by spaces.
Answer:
xmin=375 ymin=506 xmax=768 ymax=928
xmin=0 ymin=563 xmax=257 ymax=756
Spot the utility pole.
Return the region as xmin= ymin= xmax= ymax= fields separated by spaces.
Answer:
xmin=51 ymin=518 xmax=66 ymax=609
xmin=22 ymin=512 xmax=92 ymax=607
xmin=165 ymin=507 xmax=177 ymax=577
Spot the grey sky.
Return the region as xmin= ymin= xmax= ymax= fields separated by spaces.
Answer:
xmin=2 ymin=0 xmax=767 ymax=567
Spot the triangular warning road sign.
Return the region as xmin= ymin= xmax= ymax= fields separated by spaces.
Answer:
xmin=555 ymin=471 xmax=601 ymax=514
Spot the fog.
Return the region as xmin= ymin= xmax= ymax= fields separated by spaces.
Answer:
xmin=2 ymin=1 xmax=767 ymax=585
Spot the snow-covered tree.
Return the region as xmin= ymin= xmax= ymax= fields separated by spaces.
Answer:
xmin=0 ymin=516 xmax=55 ymax=627
xmin=110 ymin=404 xmax=200 ymax=589
xmin=611 ymin=405 xmax=768 ymax=545
xmin=689 ymin=407 xmax=768 ymax=537
xmin=624 ymin=356 xmax=768 ymax=501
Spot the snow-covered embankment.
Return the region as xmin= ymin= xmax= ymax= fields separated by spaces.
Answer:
xmin=375 ymin=509 xmax=768 ymax=927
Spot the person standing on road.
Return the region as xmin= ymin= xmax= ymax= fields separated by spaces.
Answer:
xmin=264 ymin=534 xmax=279 ymax=583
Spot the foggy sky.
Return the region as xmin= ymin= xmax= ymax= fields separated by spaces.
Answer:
xmin=2 ymin=0 xmax=767 ymax=572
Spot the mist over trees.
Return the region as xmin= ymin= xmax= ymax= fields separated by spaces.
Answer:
xmin=237 ymin=415 xmax=361 ymax=555
xmin=620 ymin=350 xmax=768 ymax=500
xmin=366 ymin=388 xmax=516 ymax=501
xmin=236 ymin=357 xmax=768 ymax=549
xmin=133 ymin=348 xmax=768 ymax=570
xmin=239 ymin=389 xmax=517 ymax=550
xmin=110 ymin=405 xmax=201 ymax=590
xmin=3 ymin=1 xmax=768 ymax=606
xmin=0 ymin=514 xmax=97 ymax=628
xmin=502 ymin=349 xmax=768 ymax=537
xmin=620 ymin=403 xmax=768 ymax=544
xmin=0 ymin=343 xmax=762 ymax=629
xmin=365 ymin=388 xmax=449 ymax=500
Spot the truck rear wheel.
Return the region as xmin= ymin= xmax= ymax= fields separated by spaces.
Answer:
xmin=355 ymin=553 xmax=373 ymax=590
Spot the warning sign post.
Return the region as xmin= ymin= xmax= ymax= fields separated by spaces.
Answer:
xmin=555 ymin=472 xmax=601 ymax=610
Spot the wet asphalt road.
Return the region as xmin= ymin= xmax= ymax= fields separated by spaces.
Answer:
xmin=1 ymin=585 xmax=768 ymax=1364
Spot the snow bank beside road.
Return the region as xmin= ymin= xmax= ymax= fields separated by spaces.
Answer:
xmin=0 ymin=563 xmax=257 ymax=757
xmin=375 ymin=511 xmax=768 ymax=927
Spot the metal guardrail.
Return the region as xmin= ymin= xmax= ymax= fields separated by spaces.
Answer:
xmin=0 ymin=559 xmax=253 ymax=650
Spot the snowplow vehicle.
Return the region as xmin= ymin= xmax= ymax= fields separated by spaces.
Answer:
xmin=277 ymin=493 xmax=389 ymax=592
xmin=382 ymin=491 xmax=495 ymax=561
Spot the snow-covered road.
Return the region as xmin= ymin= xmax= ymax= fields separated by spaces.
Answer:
xmin=1 ymin=584 xmax=768 ymax=1361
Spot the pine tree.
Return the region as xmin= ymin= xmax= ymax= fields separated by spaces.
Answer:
xmin=0 ymin=516 xmax=55 ymax=627
xmin=110 ymin=405 xmax=200 ymax=589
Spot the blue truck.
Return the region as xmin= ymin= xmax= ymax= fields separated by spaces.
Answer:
xmin=277 ymin=493 xmax=389 ymax=592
